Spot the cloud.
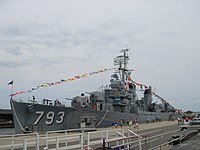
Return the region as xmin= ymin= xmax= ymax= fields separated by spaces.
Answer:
xmin=3 ymin=46 xmax=22 ymax=56
xmin=0 ymin=60 xmax=30 ymax=68
xmin=194 ymin=99 xmax=200 ymax=104
xmin=0 ymin=18 xmax=145 ymax=70
xmin=160 ymin=32 xmax=179 ymax=40
xmin=0 ymin=26 xmax=22 ymax=37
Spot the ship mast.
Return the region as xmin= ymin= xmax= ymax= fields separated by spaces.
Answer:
xmin=114 ymin=49 xmax=129 ymax=83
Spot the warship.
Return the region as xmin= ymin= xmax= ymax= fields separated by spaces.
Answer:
xmin=10 ymin=49 xmax=179 ymax=133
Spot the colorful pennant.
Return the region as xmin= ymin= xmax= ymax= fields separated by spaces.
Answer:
xmin=127 ymin=76 xmax=178 ymax=111
xmin=9 ymin=68 xmax=115 ymax=97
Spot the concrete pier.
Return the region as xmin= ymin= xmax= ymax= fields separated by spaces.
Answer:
xmin=0 ymin=120 xmax=180 ymax=150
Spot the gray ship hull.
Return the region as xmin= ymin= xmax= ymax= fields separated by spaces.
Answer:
xmin=10 ymin=100 xmax=172 ymax=134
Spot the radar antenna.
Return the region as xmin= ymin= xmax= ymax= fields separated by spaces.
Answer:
xmin=114 ymin=49 xmax=130 ymax=82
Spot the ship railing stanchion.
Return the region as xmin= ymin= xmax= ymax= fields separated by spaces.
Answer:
xmin=127 ymin=130 xmax=131 ymax=150
xmin=161 ymin=130 xmax=164 ymax=150
xmin=45 ymin=131 xmax=48 ymax=149
xmin=102 ymin=131 xmax=105 ymax=142
xmin=138 ymin=136 xmax=142 ymax=150
xmin=65 ymin=131 xmax=68 ymax=146
xmin=115 ymin=131 xmax=119 ymax=146
xmin=11 ymin=134 xmax=14 ymax=150
xmin=36 ymin=132 xmax=39 ymax=150
xmin=144 ymin=136 xmax=147 ymax=150
xmin=23 ymin=139 xmax=27 ymax=150
xmin=87 ymin=132 xmax=90 ymax=150
xmin=122 ymin=129 xmax=125 ymax=145
xmin=106 ymin=130 xmax=109 ymax=142
xmin=80 ymin=134 xmax=84 ymax=149
xmin=159 ymin=134 xmax=162 ymax=150
xmin=56 ymin=137 xmax=59 ymax=150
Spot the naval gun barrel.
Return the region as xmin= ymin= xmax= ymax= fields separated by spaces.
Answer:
xmin=65 ymin=97 xmax=73 ymax=101
xmin=85 ymin=92 xmax=93 ymax=95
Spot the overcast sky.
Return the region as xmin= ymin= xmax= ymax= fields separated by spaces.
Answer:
xmin=0 ymin=0 xmax=199 ymax=111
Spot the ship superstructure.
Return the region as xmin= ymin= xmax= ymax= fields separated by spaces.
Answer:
xmin=71 ymin=49 xmax=173 ymax=115
xmin=10 ymin=49 xmax=180 ymax=133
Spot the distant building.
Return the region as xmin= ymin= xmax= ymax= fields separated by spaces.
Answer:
xmin=0 ymin=109 xmax=14 ymax=128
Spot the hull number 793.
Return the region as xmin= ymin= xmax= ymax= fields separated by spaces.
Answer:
xmin=34 ymin=111 xmax=65 ymax=125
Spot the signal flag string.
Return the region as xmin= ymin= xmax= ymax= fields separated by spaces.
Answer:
xmin=128 ymin=76 xmax=180 ymax=112
xmin=9 ymin=68 xmax=115 ymax=97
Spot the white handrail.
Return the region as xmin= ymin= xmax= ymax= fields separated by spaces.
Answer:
xmin=0 ymin=128 xmax=180 ymax=150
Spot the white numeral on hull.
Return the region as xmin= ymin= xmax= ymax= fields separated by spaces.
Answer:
xmin=34 ymin=111 xmax=65 ymax=125
xmin=45 ymin=111 xmax=55 ymax=125
xmin=56 ymin=111 xmax=65 ymax=124
xmin=34 ymin=111 xmax=44 ymax=125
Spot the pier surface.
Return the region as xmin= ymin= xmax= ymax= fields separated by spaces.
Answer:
xmin=0 ymin=120 xmax=190 ymax=150
xmin=103 ymin=120 xmax=178 ymax=131
xmin=169 ymin=131 xmax=200 ymax=150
